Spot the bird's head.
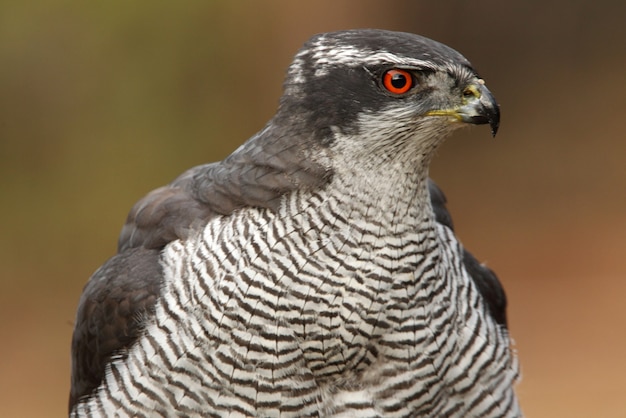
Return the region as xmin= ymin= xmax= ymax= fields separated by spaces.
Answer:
xmin=275 ymin=29 xmax=499 ymax=167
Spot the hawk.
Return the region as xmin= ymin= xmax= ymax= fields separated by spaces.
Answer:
xmin=70 ymin=29 xmax=520 ymax=417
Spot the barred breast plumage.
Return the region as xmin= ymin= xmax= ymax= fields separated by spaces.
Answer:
xmin=70 ymin=29 xmax=521 ymax=417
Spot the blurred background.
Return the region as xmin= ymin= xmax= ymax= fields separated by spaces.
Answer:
xmin=1 ymin=1 xmax=625 ymax=416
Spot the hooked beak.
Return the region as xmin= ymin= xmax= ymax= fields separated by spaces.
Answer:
xmin=425 ymin=81 xmax=500 ymax=137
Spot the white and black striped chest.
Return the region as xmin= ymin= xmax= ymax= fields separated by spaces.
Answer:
xmin=72 ymin=179 xmax=519 ymax=417
xmin=142 ymin=185 xmax=511 ymax=414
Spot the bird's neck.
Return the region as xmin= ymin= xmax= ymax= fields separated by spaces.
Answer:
xmin=317 ymin=133 xmax=436 ymax=230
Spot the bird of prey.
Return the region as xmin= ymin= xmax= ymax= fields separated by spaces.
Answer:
xmin=70 ymin=29 xmax=520 ymax=417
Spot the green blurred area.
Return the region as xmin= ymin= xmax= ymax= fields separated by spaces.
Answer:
xmin=1 ymin=1 xmax=625 ymax=416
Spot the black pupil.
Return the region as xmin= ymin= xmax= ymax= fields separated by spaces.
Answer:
xmin=391 ymin=73 xmax=407 ymax=88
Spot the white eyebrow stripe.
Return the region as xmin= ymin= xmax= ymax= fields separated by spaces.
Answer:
xmin=309 ymin=44 xmax=435 ymax=77
xmin=287 ymin=41 xmax=470 ymax=87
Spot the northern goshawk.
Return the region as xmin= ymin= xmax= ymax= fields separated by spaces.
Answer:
xmin=70 ymin=29 xmax=520 ymax=417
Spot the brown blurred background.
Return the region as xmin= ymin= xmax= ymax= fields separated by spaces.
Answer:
xmin=1 ymin=1 xmax=625 ymax=416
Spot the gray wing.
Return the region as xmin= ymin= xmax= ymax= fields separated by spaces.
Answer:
xmin=118 ymin=126 xmax=331 ymax=251
xmin=69 ymin=247 xmax=162 ymax=409
xmin=428 ymin=179 xmax=508 ymax=328
xmin=69 ymin=126 xmax=331 ymax=410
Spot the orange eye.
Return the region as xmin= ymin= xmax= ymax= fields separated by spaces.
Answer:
xmin=382 ymin=69 xmax=414 ymax=94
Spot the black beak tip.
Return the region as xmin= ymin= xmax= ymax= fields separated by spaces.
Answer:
xmin=490 ymin=119 xmax=499 ymax=137
xmin=487 ymin=102 xmax=500 ymax=137
xmin=477 ymin=83 xmax=500 ymax=138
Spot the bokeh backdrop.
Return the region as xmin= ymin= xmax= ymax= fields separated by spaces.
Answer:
xmin=1 ymin=1 xmax=625 ymax=416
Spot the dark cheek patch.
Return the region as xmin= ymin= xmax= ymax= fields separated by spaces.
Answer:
xmin=299 ymin=68 xmax=390 ymax=137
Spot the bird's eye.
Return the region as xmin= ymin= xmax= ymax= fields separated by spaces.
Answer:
xmin=382 ymin=69 xmax=414 ymax=95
